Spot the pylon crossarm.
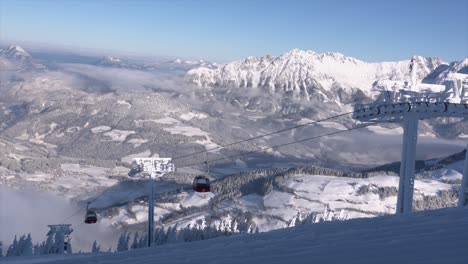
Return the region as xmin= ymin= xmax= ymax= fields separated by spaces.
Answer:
xmin=354 ymin=101 xmax=468 ymax=121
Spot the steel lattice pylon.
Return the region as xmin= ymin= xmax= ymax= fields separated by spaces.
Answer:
xmin=46 ymin=224 xmax=73 ymax=254
xmin=458 ymin=146 xmax=468 ymax=208
xmin=130 ymin=158 xmax=175 ymax=247
xmin=353 ymin=73 xmax=468 ymax=214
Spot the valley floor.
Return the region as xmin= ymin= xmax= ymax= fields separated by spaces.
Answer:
xmin=3 ymin=207 xmax=468 ymax=264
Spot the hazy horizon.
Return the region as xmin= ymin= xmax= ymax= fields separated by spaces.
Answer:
xmin=1 ymin=0 xmax=467 ymax=62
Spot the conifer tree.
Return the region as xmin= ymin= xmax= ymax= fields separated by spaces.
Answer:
xmin=22 ymin=234 xmax=33 ymax=256
xmin=91 ymin=240 xmax=101 ymax=253
xmin=116 ymin=232 xmax=129 ymax=252
xmin=6 ymin=236 xmax=18 ymax=257
xmin=131 ymin=233 xmax=139 ymax=250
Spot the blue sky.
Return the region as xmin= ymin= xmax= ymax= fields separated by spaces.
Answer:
xmin=1 ymin=0 xmax=467 ymax=62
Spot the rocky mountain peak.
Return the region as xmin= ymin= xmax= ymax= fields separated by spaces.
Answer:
xmin=0 ymin=45 xmax=32 ymax=60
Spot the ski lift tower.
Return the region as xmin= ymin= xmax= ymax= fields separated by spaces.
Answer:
xmin=131 ymin=158 xmax=175 ymax=247
xmin=46 ymin=224 xmax=73 ymax=254
xmin=353 ymin=70 xmax=468 ymax=214
xmin=458 ymin=145 xmax=468 ymax=208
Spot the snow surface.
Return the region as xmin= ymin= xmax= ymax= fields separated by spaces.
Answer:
xmin=120 ymin=150 xmax=152 ymax=163
xmin=180 ymin=192 xmax=215 ymax=208
xmin=179 ymin=112 xmax=208 ymax=121
xmin=3 ymin=208 xmax=468 ymax=264
xmin=420 ymin=160 xmax=465 ymax=181
xmin=133 ymin=117 xmax=219 ymax=151
xmin=137 ymin=117 xmax=179 ymax=125
xmin=116 ymin=100 xmax=132 ymax=109
xmin=366 ymin=125 xmax=404 ymax=135
xmin=102 ymin=129 xmax=135 ymax=142
xmin=90 ymin=126 xmax=111 ymax=133
xmin=127 ymin=138 xmax=149 ymax=148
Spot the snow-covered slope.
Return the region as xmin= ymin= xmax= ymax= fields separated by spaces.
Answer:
xmin=0 ymin=57 xmax=13 ymax=70
xmin=103 ymin=167 xmax=459 ymax=233
xmin=4 ymin=207 xmax=468 ymax=264
xmin=187 ymin=49 xmax=446 ymax=100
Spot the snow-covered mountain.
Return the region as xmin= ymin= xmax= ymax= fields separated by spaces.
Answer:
xmin=94 ymin=56 xmax=215 ymax=72
xmin=0 ymin=45 xmax=46 ymax=70
xmin=0 ymin=45 xmax=32 ymax=61
xmin=444 ymin=59 xmax=468 ymax=74
xmin=169 ymin=58 xmax=218 ymax=68
xmin=95 ymin=56 xmax=126 ymax=67
xmin=186 ymin=49 xmax=447 ymax=101
xmin=428 ymin=58 xmax=468 ymax=83
xmin=0 ymin=45 xmax=31 ymax=70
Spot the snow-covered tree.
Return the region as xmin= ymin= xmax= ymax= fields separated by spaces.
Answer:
xmin=138 ymin=234 xmax=147 ymax=249
xmin=17 ymin=235 xmax=26 ymax=255
xmin=6 ymin=236 xmax=18 ymax=257
xmin=91 ymin=240 xmax=101 ymax=253
xmin=41 ymin=233 xmax=54 ymax=254
xmin=154 ymin=228 xmax=165 ymax=246
xmin=22 ymin=234 xmax=33 ymax=256
xmin=4 ymin=234 xmax=32 ymax=257
xmin=126 ymin=233 xmax=131 ymax=250
xmin=114 ymin=223 xmax=253 ymax=251
xmin=116 ymin=232 xmax=129 ymax=252
xmin=0 ymin=241 xmax=3 ymax=257
xmin=30 ymin=228 xmax=73 ymax=255
xmin=33 ymin=243 xmax=41 ymax=255
xmin=166 ymin=226 xmax=178 ymax=243
xmin=131 ymin=233 xmax=139 ymax=250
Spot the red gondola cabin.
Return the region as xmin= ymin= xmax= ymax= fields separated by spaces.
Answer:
xmin=84 ymin=210 xmax=97 ymax=224
xmin=193 ymin=175 xmax=211 ymax=192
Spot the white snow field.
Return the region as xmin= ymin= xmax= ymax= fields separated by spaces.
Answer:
xmin=4 ymin=207 xmax=468 ymax=264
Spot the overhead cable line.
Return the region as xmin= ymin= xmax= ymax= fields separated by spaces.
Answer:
xmin=59 ymin=183 xmax=146 ymax=225
xmin=178 ymin=122 xmax=374 ymax=169
xmin=172 ymin=111 xmax=355 ymax=161
xmin=57 ymin=111 xmax=371 ymax=225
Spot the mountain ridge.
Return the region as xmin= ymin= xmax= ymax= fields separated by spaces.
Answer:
xmin=186 ymin=49 xmax=452 ymax=102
